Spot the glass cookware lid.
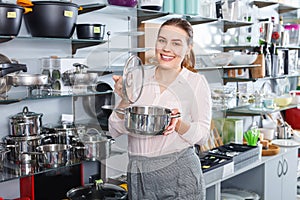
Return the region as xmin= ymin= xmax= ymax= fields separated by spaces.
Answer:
xmin=122 ymin=55 xmax=144 ymax=104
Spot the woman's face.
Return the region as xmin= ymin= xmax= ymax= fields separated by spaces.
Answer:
xmin=155 ymin=25 xmax=191 ymax=70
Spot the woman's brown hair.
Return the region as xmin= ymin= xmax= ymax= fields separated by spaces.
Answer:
xmin=160 ymin=18 xmax=197 ymax=73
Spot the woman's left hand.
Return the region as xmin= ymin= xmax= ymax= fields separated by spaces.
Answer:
xmin=163 ymin=109 xmax=180 ymax=136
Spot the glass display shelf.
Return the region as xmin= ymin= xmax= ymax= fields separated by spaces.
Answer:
xmin=252 ymin=0 xmax=299 ymax=14
xmin=196 ymin=64 xmax=259 ymax=71
xmin=0 ymin=89 xmax=113 ymax=105
xmin=0 ymin=160 xmax=82 ymax=183
xmin=225 ymin=103 xmax=299 ymax=116
xmin=223 ymin=73 xmax=300 ymax=84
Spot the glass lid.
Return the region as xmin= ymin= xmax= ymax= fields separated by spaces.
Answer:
xmin=122 ymin=55 xmax=144 ymax=104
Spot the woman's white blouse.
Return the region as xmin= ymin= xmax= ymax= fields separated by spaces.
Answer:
xmin=108 ymin=67 xmax=212 ymax=157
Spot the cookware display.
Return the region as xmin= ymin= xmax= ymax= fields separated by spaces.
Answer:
xmin=9 ymin=106 xmax=43 ymax=137
xmin=79 ymin=128 xmax=114 ymax=161
xmin=76 ymin=24 xmax=106 ymax=40
xmin=0 ymin=3 xmax=24 ymax=36
xmin=66 ymin=179 xmax=128 ymax=200
xmin=22 ymin=1 xmax=79 ymax=38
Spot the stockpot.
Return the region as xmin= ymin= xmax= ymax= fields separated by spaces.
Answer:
xmin=36 ymin=144 xmax=72 ymax=168
xmin=116 ymin=106 xmax=180 ymax=136
xmin=79 ymin=128 xmax=114 ymax=161
xmin=9 ymin=106 xmax=43 ymax=137
xmin=41 ymin=123 xmax=81 ymax=145
xmin=4 ymin=135 xmax=42 ymax=162
xmin=0 ymin=143 xmax=10 ymax=171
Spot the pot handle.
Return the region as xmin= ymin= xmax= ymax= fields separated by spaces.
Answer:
xmin=114 ymin=108 xmax=125 ymax=115
xmin=170 ymin=112 xmax=181 ymax=119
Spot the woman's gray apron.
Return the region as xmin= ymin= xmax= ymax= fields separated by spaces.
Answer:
xmin=127 ymin=147 xmax=205 ymax=200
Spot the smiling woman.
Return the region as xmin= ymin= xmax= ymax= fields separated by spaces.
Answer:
xmin=109 ymin=18 xmax=212 ymax=200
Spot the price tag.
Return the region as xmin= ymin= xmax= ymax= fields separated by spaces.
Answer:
xmin=64 ymin=10 xmax=73 ymax=18
xmin=7 ymin=12 xmax=17 ymax=18
xmin=93 ymin=27 xmax=101 ymax=34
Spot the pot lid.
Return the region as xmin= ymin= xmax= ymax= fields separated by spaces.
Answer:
xmin=67 ymin=181 xmax=127 ymax=200
xmin=10 ymin=106 xmax=43 ymax=119
xmin=80 ymin=128 xmax=107 ymax=142
xmin=122 ymin=55 xmax=144 ymax=104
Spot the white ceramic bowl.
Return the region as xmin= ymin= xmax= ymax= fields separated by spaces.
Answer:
xmin=230 ymin=52 xmax=258 ymax=65
xmin=274 ymin=94 xmax=293 ymax=107
xmin=258 ymin=128 xmax=275 ymax=140
xmin=198 ymin=52 xmax=233 ymax=66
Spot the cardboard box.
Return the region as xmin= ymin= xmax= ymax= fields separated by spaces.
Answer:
xmin=213 ymin=118 xmax=244 ymax=144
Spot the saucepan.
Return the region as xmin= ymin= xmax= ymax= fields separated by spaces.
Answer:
xmin=113 ymin=105 xmax=180 ymax=136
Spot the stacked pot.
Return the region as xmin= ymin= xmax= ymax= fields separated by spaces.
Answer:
xmin=4 ymin=106 xmax=43 ymax=175
xmin=40 ymin=123 xmax=86 ymax=166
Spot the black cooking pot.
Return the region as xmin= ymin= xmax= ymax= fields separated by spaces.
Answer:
xmin=0 ymin=3 xmax=24 ymax=36
xmin=66 ymin=182 xmax=127 ymax=200
xmin=23 ymin=1 xmax=79 ymax=38
xmin=76 ymin=24 xmax=106 ymax=40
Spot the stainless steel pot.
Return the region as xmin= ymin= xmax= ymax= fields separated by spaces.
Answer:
xmin=80 ymin=129 xmax=115 ymax=161
xmin=9 ymin=106 xmax=43 ymax=137
xmin=0 ymin=144 xmax=10 ymax=171
xmin=6 ymin=73 xmax=49 ymax=86
xmin=42 ymin=123 xmax=81 ymax=145
xmin=4 ymin=135 xmax=42 ymax=162
xmin=116 ymin=105 xmax=180 ymax=136
xmin=36 ymin=144 xmax=72 ymax=168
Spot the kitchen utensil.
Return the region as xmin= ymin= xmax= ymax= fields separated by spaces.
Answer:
xmin=79 ymin=128 xmax=115 ymax=161
xmin=271 ymin=139 xmax=300 ymax=147
xmin=197 ymin=52 xmax=234 ymax=67
xmin=115 ymin=105 xmax=181 ymax=136
xmin=66 ymin=179 xmax=127 ymax=200
xmin=76 ymin=24 xmax=106 ymax=40
xmin=0 ymin=3 xmax=24 ymax=36
xmin=274 ymin=94 xmax=292 ymax=107
xmin=36 ymin=144 xmax=72 ymax=168
xmin=62 ymin=63 xmax=98 ymax=86
xmin=139 ymin=0 xmax=163 ymax=11
xmin=4 ymin=135 xmax=42 ymax=162
xmin=9 ymin=106 xmax=43 ymax=137
xmin=41 ymin=123 xmax=80 ymax=145
xmin=230 ymin=52 xmax=258 ymax=65
xmin=0 ymin=144 xmax=10 ymax=171
xmin=258 ymin=128 xmax=274 ymax=140
xmin=107 ymin=0 xmax=138 ymax=7
xmin=23 ymin=1 xmax=79 ymax=38
xmin=0 ymin=54 xmax=28 ymax=94
xmin=6 ymin=73 xmax=49 ymax=86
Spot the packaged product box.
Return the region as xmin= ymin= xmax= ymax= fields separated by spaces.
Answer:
xmin=213 ymin=118 xmax=244 ymax=145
